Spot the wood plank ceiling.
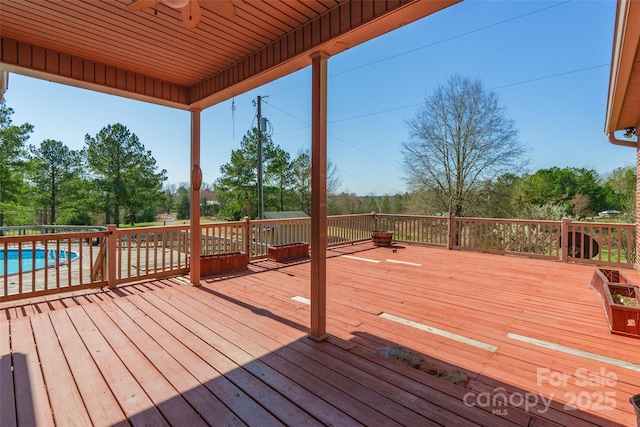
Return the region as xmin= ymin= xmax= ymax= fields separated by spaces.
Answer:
xmin=0 ymin=0 xmax=459 ymax=110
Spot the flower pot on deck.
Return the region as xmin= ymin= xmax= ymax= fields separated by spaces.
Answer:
xmin=630 ymin=394 xmax=640 ymax=427
xmin=371 ymin=231 xmax=393 ymax=247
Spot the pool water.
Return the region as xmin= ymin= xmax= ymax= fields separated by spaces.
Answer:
xmin=0 ymin=248 xmax=78 ymax=276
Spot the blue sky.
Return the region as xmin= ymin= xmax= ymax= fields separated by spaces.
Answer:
xmin=4 ymin=0 xmax=630 ymax=196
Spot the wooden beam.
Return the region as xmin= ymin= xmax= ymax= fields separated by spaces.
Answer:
xmin=189 ymin=109 xmax=202 ymax=286
xmin=0 ymin=38 xmax=189 ymax=109
xmin=309 ymin=51 xmax=329 ymax=341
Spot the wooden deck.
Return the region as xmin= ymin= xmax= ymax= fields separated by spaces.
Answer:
xmin=2 ymin=243 xmax=639 ymax=426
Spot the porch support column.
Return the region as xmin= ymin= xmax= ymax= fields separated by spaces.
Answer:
xmin=189 ymin=108 xmax=202 ymax=286
xmin=309 ymin=51 xmax=329 ymax=341
xmin=0 ymin=71 xmax=8 ymax=101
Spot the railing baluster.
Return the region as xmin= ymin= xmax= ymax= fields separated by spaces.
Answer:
xmin=30 ymin=243 xmax=36 ymax=292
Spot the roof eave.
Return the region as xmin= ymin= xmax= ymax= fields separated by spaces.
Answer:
xmin=605 ymin=0 xmax=640 ymax=137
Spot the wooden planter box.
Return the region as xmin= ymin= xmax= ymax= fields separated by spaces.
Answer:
xmin=267 ymin=242 xmax=309 ymax=262
xmin=199 ymin=252 xmax=248 ymax=276
xmin=591 ymin=268 xmax=640 ymax=339
xmin=372 ymin=231 xmax=393 ymax=247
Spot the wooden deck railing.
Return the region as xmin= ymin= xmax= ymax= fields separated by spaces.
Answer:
xmin=250 ymin=218 xmax=311 ymax=258
xmin=201 ymin=221 xmax=245 ymax=255
xmin=376 ymin=214 xmax=635 ymax=268
xmin=1 ymin=214 xmax=636 ymax=301
xmin=451 ymin=217 xmax=561 ymax=260
xmin=563 ymin=220 xmax=635 ymax=267
xmin=1 ymin=229 xmax=109 ymax=302
xmin=374 ymin=214 xmax=449 ymax=247
xmin=108 ymin=224 xmax=191 ymax=286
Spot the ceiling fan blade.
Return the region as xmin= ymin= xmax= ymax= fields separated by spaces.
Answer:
xmin=181 ymin=0 xmax=201 ymax=29
xmin=128 ymin=0 xmax=156 ymax=11
xmin=212 ymin=0 xmax=235 ymax=19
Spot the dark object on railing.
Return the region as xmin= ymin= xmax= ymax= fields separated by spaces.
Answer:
xmin=590 ymin=268 xmax=640 ymax=338
xmin=371 ymin=231 xmax=393 ymax=247
xmin=199 ymin=252 xmax=248 ymax=276
xmin=565 ymin=231 xmax=599 ymax=259
xmin=267 ymin=242 xmax=309 ymax=262
xmin=630 ymin=394 xmax=640 ymax=427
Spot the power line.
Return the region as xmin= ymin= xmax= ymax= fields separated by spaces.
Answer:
xmin=327 ymin=62 xmax=610 ymax=124
xmin=336 ymin=168 xmax=400 ymax=193
xmin=262 ymin=59 xmax=609 ymax=192
xmin=329 ymin=133 xmax=399 ymax=169
xmin=263 ymin=99 xmax=403 ymax=192
xmin=331 ymin=1 xmax=573 ymax=78
xmin=270 ymin=0 xmax=574 ymax=95
xmin=329 ymin=104 xmax=420 ymax=124
xmin=262 ymin=100 xmax=306 ymax=125
xmin=264 ymin=1 xmax=597 ymax=130
xmin=267 ymin=62 xmax=610 ymax=129
xmin=265 ymin=59 xmax=609 ymax=168
xmin=264 ymin=99 xmax=400 ymax=169
xmin=490 ymin=63 xmax=609 ymax=90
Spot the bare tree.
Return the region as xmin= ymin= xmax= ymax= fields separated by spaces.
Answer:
xmin=401 ymin=75 xmax=528 ymax=217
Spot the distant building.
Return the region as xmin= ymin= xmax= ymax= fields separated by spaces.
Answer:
xmin=263 ymin=211 xmax=309 ymax=219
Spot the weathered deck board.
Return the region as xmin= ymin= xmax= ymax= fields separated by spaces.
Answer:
xmin=65 ymin=305 xmax=170 ymax=427
xmin=113 ymin=295 xmax=285 ymax=427
xmin=159 ymin=286 xmax=404 ymax=426
xmin=1 ymin=243 xmax=638 ymax=426
xmin=81 ymin=302 xmax=208 ymax=427
xmin=30 ymin=314 xmax=93 ymax=426
xmin=169 ymin=283 xmax=491 ymax=426
xmin=0 ymin=320 xmax=16 ymax=427
xmin=48 ymin=309 xmax=129 ymax=427
xmin=147 ymin=288 xmax=366 ymax=426
xmin=10 ymin=317 xmax=55 ymax=426
xmin=132 ymin=291 xmax=324 ymax=427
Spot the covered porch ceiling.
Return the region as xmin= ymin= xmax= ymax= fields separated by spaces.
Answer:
xmin=0 ymin=0 xmax=459 ymax=110
xmin=605 ymin=0 xmax=640 ymax=139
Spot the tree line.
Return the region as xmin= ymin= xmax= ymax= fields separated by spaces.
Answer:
xmin=2 ymin=71 xmax=636 ymax=229
xmin=317 ymin=164 xmax=635 ymax=222
xmin=0 ymin=99 xmax=166 ymax=227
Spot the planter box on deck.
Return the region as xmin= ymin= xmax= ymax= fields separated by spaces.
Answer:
xmin=590 ymin=268 xmax=640 ymax=339
xmin=199 ymin=252 xmax=248 ymax=276
xmin=267 ymin=242 xmax=309 ymax=262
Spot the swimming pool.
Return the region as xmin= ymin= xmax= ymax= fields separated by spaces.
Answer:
xmin=0 ymin=248 xmax=78 ymax=276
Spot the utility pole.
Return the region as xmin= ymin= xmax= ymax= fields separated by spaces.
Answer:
xmin=256 ymin=95 xmax=264 ymax=219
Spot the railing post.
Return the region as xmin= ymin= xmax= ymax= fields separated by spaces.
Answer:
xmin=107 ymin=224 xmax=117 ymax=288
xmin=244 ymin=216 xmax=251 ymax=260
xmin=447 ymin=213 xmax=454 ymax=250
xmin=561 ymin=217 xmax=569 ymax=263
